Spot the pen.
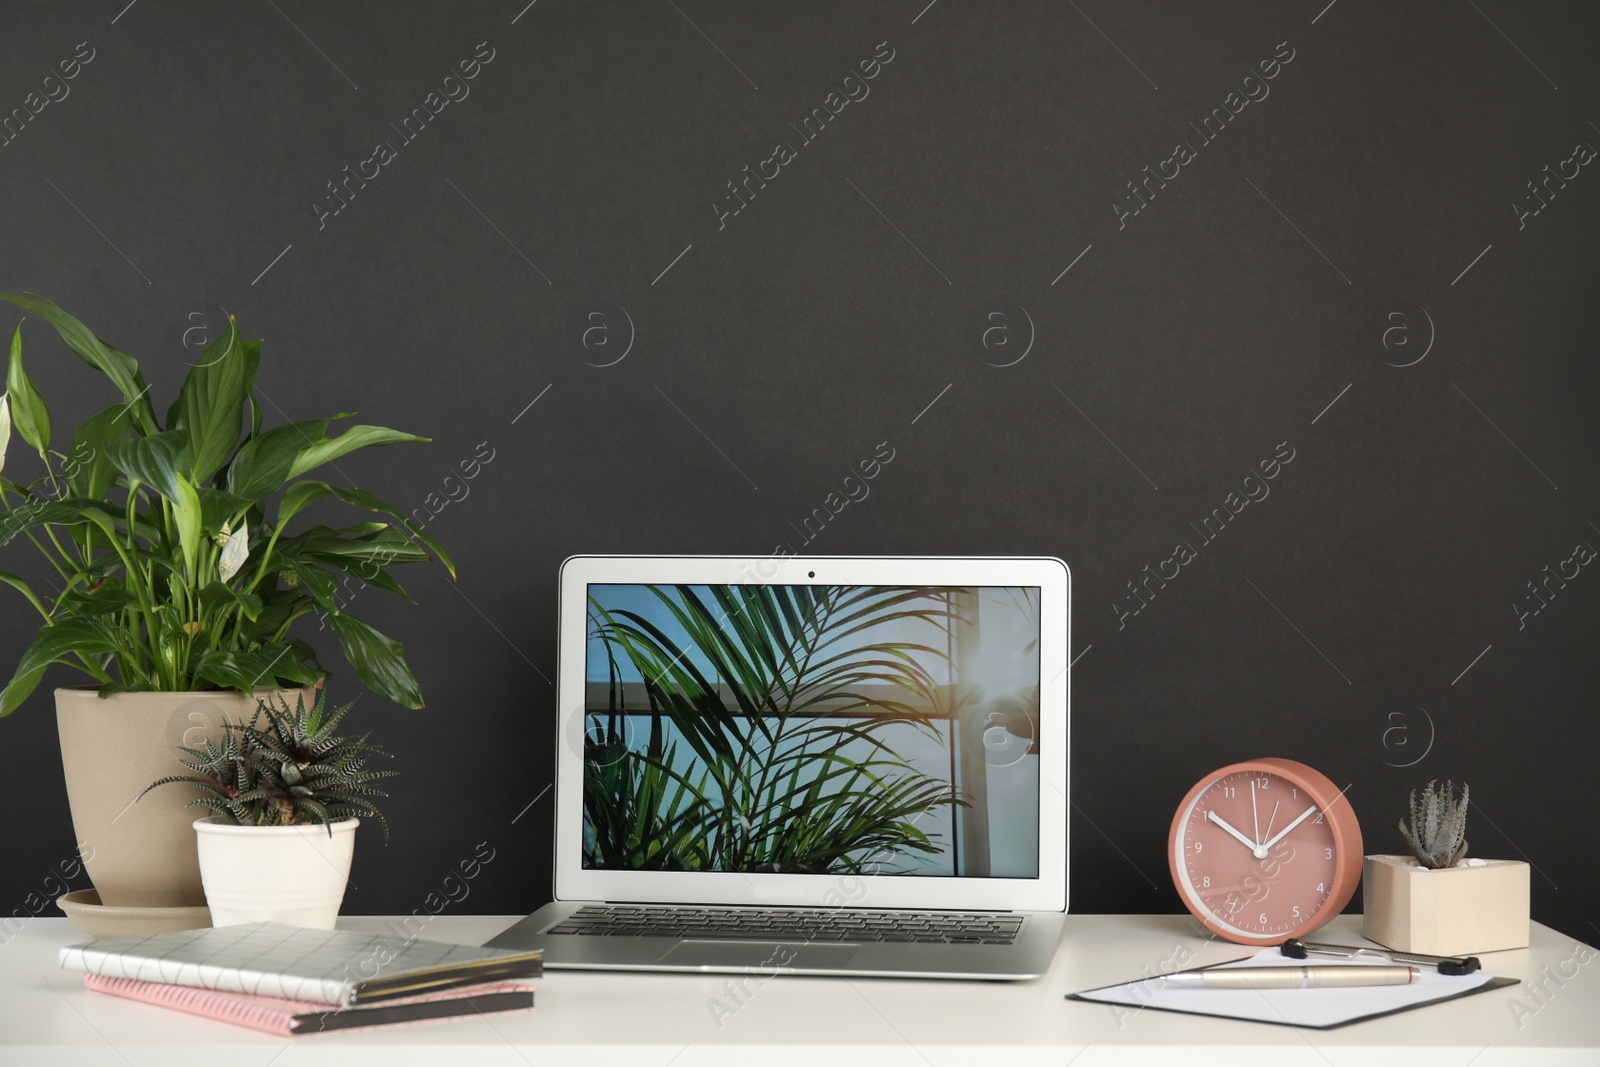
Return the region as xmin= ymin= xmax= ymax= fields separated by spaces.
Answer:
xmin=1162 ymin=965 xmax=1419 ymax=990
xmin=1280 ymin=938 xmax=1481 ymax=975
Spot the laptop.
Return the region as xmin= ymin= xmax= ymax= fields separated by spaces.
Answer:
xmin=487 ymin=555 xmax=1071 ymax=979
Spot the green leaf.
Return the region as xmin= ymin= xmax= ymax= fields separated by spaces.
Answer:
xmin=283 ymin=559 xmax=341 ymax=614
xmin=0 ymin=292 xmax=155 ymax=431
xmin=244 ymin=339 xmax=266 ymax=440
xmin=0 ymin=499 xmax=89 ymax=547
xmin=283 ymin=636 xmax=325 ymax=677
xmin=6 ymin=324 xmax=49 ymax=456
xmin=56 ymin=583 xmax=141 ymax=618
xmin=63 ymin=402 xmax=137 ymax=499
xmin=197 ymin=487 xmax=252 ymax=535
xmin=0 ymin=394 xmax=10 ymax=475
xmin=287 ymin=424 xmax=429 ymax=481
xmin=249 ymin=583 xmax=315 ymax=637
xmin=327 ymin=560 xmax=414 ymax=603
xmin=329 ymin=520 xmax=390 ymax=536
xmin=0 ymin=618 xmax=120 ymax=716
xmin=193 ymin=647 xmax=321 ymax=691
xmin=278 ymin=527 xmax=420 ymax=604
xmin=325 ymin=485 xmax=456 ymax=579
xmin=78 ymin=497 xmax=155 ymax=546
xmin=276 ymin=479 xmax=335 ymax=528
xmin=172 ymin=474 xmax=202 ymax=579
xmin=286 ymin=524 xmax=429 ymax=567
xmin=105 ymin=428 xmax=189 ymax=501
xmin=328 ymin=612 xmax=424 ymax=708
xmin=167 ymin=316 xmax=252 ymax=482
xmin=199 ymin=581 xmax=263 ymax=622
xmin=226 ymin=419 xmax=330 ymax=500
xmin=0 ymin=497 xmax=128 ymax=556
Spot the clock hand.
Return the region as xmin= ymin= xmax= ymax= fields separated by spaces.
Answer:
xmin=1261 ymin=804 xmax=1319 ymax=850
xmin=1251 ymin=780 xmax=1261 ymax=846
xmin=1207 ymin=811 xmax=1268 ymax=859
xmin=1262 ymin=800 xmax=1280 ymax=844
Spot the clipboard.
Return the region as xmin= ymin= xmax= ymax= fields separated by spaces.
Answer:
xmin=1067 ymin=947 xmax=1520 ymax=1030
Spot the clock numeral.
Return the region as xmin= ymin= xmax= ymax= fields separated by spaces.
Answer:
xmin=1292 ymin=788 xmax=1298 ymax=799
xmin=1193 ymin=841 xmax=1202 ymax=853
xmin=1223 ymin=786 xmax=1236 ymax=798
xmin=1202 ymin=876 xmax=1211 ymax=888
xmin=1257 ymin=777 xmax=1269 ymax=789
xmin=1314 ymin=812 xmax=1324 ymax=824
xmin=1259 ymin=913 xmax=1268 ymax=924
xmin=1317 ymin=882 xmax=1325 ymax=893
xmin=1293 ymin=906 xmax=1301 ymax=919
xmin=1325 ymin=848 xmax=1333 ymax=860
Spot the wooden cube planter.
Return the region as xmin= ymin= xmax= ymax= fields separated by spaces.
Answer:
xmin=1363 ymin=854 xmax=1530 ymax=956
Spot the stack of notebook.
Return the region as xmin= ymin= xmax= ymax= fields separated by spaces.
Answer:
xmin=59 ymin=922 xmax=544 ymax=1035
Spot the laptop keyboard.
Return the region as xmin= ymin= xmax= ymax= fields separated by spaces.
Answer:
xmin=547 ymin=905 xmax=1024 ymax=945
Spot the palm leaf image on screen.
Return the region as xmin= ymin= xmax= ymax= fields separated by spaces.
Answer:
xmin=583 ymin=585 xmax=969 ymax=874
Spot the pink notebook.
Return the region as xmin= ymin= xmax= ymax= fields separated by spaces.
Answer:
xmin=85 ymin=973 xmax=536 ymax=1035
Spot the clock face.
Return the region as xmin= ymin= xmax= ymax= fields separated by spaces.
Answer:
xmin=1172 ymin=765 xmax=1349 ymax=941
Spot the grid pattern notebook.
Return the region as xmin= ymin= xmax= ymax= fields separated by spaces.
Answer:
xmin=59 ymin=923 xmax=543 ymax=1008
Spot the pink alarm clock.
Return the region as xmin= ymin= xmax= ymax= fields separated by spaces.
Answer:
xmin=1169 ymin=758 xmax=1364 ymax=945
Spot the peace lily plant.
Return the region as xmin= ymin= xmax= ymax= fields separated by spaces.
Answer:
xmin=0 ymin=292 xmax=453 ymax=712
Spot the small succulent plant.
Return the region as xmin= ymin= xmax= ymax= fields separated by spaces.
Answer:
xmin=141 ymin=691 xmax=396 ymax=840
xmin=1398 ymin=779 xmax=1469 ymax=869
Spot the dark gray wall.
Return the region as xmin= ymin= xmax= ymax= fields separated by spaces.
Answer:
xmin=1 ymin=1 xmax=1596 ymax=946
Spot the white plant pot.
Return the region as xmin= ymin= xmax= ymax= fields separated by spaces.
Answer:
xmin=1362 ymin=854 xmax=1530 ymax=956
xmin=194 ymin=818 xmax=358 ymax=929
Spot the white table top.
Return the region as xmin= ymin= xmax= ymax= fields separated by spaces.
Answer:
xmin=4 ymin=913 xmax=1596 ymax=1066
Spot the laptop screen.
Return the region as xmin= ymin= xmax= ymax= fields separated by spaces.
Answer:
xmin=582 ymin=584 xmax=1041 ymax=879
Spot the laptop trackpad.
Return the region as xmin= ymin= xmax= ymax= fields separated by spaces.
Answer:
xmin=657 ymin=940 xmax=859 ymax=969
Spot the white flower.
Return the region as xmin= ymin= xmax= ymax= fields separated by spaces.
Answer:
xmin=0 ymin=394 xmax=10 ymax=475
xmin=218 ymin=525 xmax=250 ymax=582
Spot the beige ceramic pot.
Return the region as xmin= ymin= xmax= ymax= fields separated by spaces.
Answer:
xmin=54 ymin=687 xmax=315 ymax=909
xmin=1362 ymin=854 xmax=1531 ymax=955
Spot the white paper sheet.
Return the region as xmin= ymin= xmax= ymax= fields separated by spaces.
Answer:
xmin=1071 ymin=946 xmax=1500 ymax=1029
